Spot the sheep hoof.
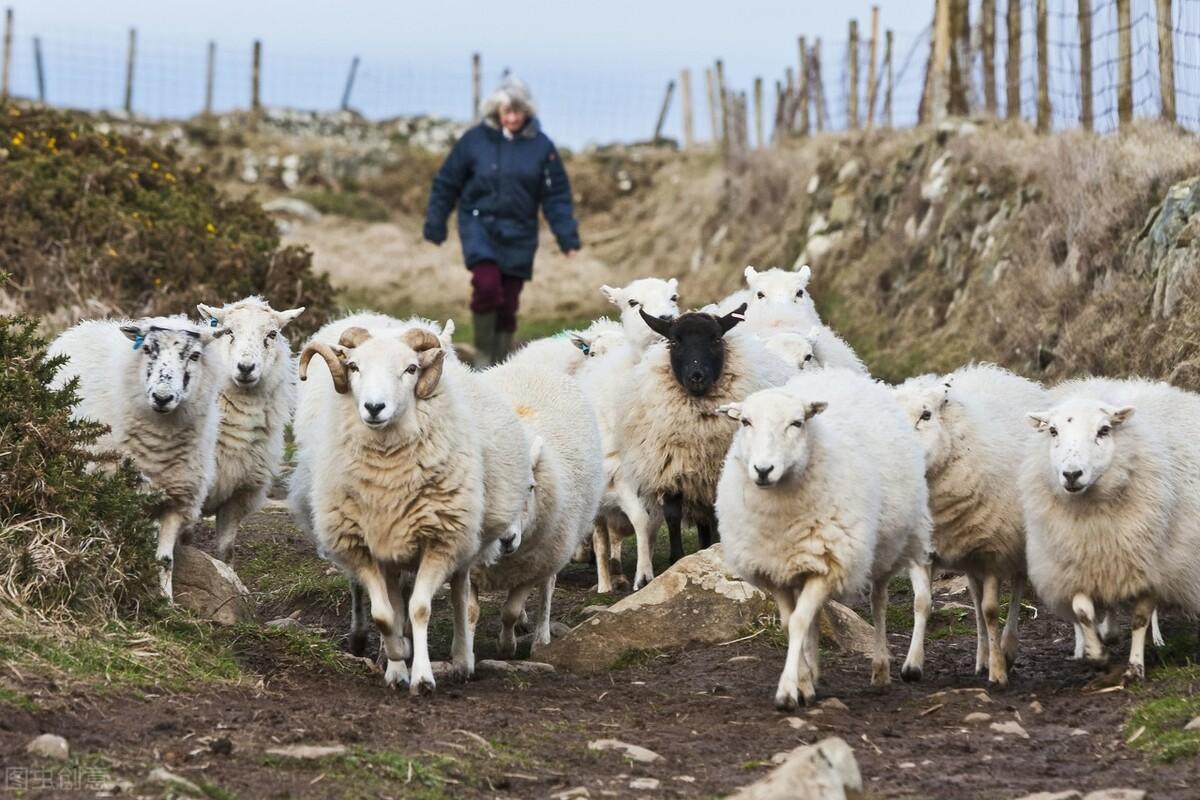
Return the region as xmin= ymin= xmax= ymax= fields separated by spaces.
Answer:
xmin=987 ymin=674 xmax=1009 ymax=690
xmin=632 ymin=573 xmax=653 ymax=591
xmin=347 ymin=631 xmax=369 ymax=657
xmin=774 ymin=692 xmax=799 ymax=712
xmin=383 ymin=662 xmax=410 ymax=689
xmin=410 ymin=677 xmax=437 ymax=696
xmin=1085 ymin=652 xmax=1110 ymax=669
xmin=900 ymin=664 xmax=923 ymax=683
xmin=1123 ymin=663 xmax=1145 ymax=683
xmin=871 ymin=661 xmax=890 ymax=689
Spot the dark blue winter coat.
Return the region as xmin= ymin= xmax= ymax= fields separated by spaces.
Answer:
xmin=423 ymin=118 xmax=580 ymax=281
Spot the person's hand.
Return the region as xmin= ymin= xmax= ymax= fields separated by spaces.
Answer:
xmin=563 ymin=249 xmax=578 ymax=258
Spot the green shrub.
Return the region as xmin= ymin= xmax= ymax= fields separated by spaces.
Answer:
xmin=0 ymin=104 xmax=335 ymax=338
xmin=0 ymin=310 xmax=160 ymax=618
xmin=292 ymin=188 xmax=390 ymax=222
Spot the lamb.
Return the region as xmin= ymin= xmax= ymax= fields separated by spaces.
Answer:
xmin=195 ymin=297 xmax=304 ymax=564
xmin=715 ymin=370 xmax=932 ymax=709
xmin=743 ymin=304 xmax=867 ymax=374
xmin=1021 ymin=377 xmax=1200 ymax=681
xmin=894 ymin=364 xmax=1048 ymax=686
xmin=622 ymin=306 xmax=795 ymax=573
xmin=712 ymin=264 xmax=817 ymax=317
xmin=600 ymin=277 xmax=681 ymax=352
xmin=759 ymin=329 xmax=819 ymax=372
xmin=48 ymin=316 xmax=223 ymax=599
xmin=474 ymin=344 xmax=605 ymax=653
xmin=290 ymin=318 xmax=484 ymax=693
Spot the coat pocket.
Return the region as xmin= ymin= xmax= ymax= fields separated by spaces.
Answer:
xmin=489 ymin=216 xmax=538 ymax=245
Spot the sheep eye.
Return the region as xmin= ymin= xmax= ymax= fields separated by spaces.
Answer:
xmin=670 ymin=295 xmax=679 ymax=303
xmin=346 ymin=362 xmax=359 ymax=373
xmin=1048 ymin=426 xmax=1058 ymax=437
xmin=920 ymin=409 xmax=932 ymax=422
xmin=803 ymin=354 xmax=813 ymax=362
xmin=627 ymin=299 xmax=639 ymax=308
xmin=405 ymin=364 xmax=419 ymax=375
xmin=189 ymin=351 xmax=201 ymax=361
xmin=796 ymin=289 xmax=805 ymax=298
xmin=740 ymin=418 xmax=751 ymax=427
xmin=790 ymin=420 xmax=803 ymax=428
xmin=756 ymin=291 xmax=765 ymax=299
xmin=1097 ymin=425 xmax=1111 ymax=438
xmin=267 ymin=330 xmax=278 ymax=340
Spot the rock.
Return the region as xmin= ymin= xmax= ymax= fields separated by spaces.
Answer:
xmin=964 ymin=712 xmax=992 ymax=724
xmin=630 ymin=777 xmax=660 ymax=790
xmin=173 ymin=546 xmax=256 ymax=626
xmin=921 ymin=155 xmax=953 ymax=203
xmin=818 ymin=601 xmax=877 ymax=657
xmin=783 ymin=717 xmax=816 ymax=731
xmin=1082 ymin=791 xmax=1145 ymax=800
xmin=587 ymin=739 xmax=663 ymax=764
xmin=1011 ymin=792 xmax=1081 ymax=800
xmin=263 ymin=197 xmax=321 ymax=223
xmin=582 ymin=604 xmax=611 ymax=617
xmin=264 ymin=744 xmax=347 ymax=760
xmin=806 ymin=175 xmax=820 ymax=194
xmin=1029 ymin=700 xmax=1045 ymax=715
xmin=819 ymin=697 xmax=849 ymax=712
xmin=728 ymin=655 xmax=760 ymax=663
xmin=26 ymin=733 xmax=69 ymax=761
xmin=539 ymin=545 xmax=773 ymax=673
xmin=729 ymin=737 xmax=861 ymax=800
xmin=836 ymin=160 xmax=861 ymax=183
xmin=266 ymin=617 xmax=304 ymax=630
xmin=549 ymin=621 xmax=573 ymax=638
xmin=148 ymin=767 xmax=203 ymax=795
xmin=801 ymin=232 xmax=843 ymax=268
xmin=674 ymin=775 xmax=696 ymax=783
xmin=827 ymin=194 xmax=856 ymax=227
xmin=476 ymin=659 xmax=556 ymax=675
xmin=933 ymin=574 xmax=969 ymax=596
xmin=1133 ymin=176 xmax=1200 ymax=318
xmin=991 ymin=720 xmax=1030 ymax=739
xmin=551 ymin=788 xmax=591 ymax=800
xmin=1185 ymin=716 xmax=1200 ymax=731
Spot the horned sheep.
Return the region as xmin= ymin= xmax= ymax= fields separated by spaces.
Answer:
xmin=48 ymin=316 xmax=223 ymax=599
xmin=716 ymin=370 xmax=932 ymax=709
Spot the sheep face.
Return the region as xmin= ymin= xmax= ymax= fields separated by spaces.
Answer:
xmin=345 ymin=337 xmax=440 ymax=428
xmin=198 ymin=300 xmax=304 ymax=388
xmin=1027 ymin=399 xmax=1136 ymax=495
xmin=499 ymin=436 xmax=543 ymax=556
xmin=761 ymin=329 xmax=819 ymax=371
xmin=894 ymin=379 xmax=953 ymax=471
xmin=601 ymin=278 xmax=680 ymax=350
xmin=571 ymin=324 xmax=626 ymax=360
xmin=744 ymin=265 xmax=812 ymax=304
xmin=120 ymin=324 xmax=214 ymax=414
xmin=719 ymin=388 xmax=827 ymax=487
xmin=640 ymin=307 xmax=744 ymax=397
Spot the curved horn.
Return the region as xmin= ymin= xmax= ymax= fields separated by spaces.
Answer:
xmin=402 ymin=329 xmax=444 ymax=399
xmin=299 ymin=342 xmax=350 ymax=394
xmin=338 ymin=326 xmax=371 ymax=349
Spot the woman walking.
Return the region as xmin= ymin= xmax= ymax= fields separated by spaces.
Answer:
xmin=424 ymin=77 xmax=581 ymax=367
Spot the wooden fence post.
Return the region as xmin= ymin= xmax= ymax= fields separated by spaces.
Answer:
xmin=341 ymin=56 xmax=359 ymax=111
xmin=848 ymin=19 xmax=860 ymax=129
xmin=471 ymin=52 xmax=481 ymax=121
xmin=680 ymin=69 xmax=695 ymax=148
xmin=653 ymin=79 xmax=675 ymax=142
xmin=715 ymin=59 xmax=728 ymax=152
xmin=124 ymin=28 xmax=136 ymax=114
xmin=932 ymin=0 xmax=951 ymax=122
xmin=1006 ymin=0 xmax=1022 ymax=119
xmin=705 ymin=67 xmax=719 ymax=143
xmin=204 ymin=41 xmax=215 ymax=115
xmin=884 ymin=29 xmax=894 ymax=127
xmin=753 ymin=76 xmax=764 ymax=147
xmin=1036 ymin=0 xmax=1050 ymax=132
xmin=2 ymin=8 xmax=12 ymax=103
xmin=812 ymin=39 xmax=826 ymax=132
xmin=866 ymin=5 xmax=880 ymax=127
xmin=33 ymin=35 xmax=43 ymax=102
xmin=251 ymin=39 xmax=262 ymax=120
xmin=1157 ymin=0 xmax=1176 ymax=123
xmin=948 ymin=0 xmax=971 ymax=115
xmin=1079 ymin=0 xmax=1094 ymax=131
xmin=1117 ymin=0 xmax=1132 ymax=127
xmin=981 ymin=0 xmax=997 ymax=115
xmin=798 ymin=36 xmax=810 ymax=135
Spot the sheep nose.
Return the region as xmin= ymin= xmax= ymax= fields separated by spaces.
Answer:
xmin=658 ymin=314 xmax=673 ymax=321
xmin=688 ymin=370 xmax=705 ymax=384
xmin=754 ymin=465 xmax=775 ymax=483
xmin=499 ymin=535 xmax=516 ymax=554
xmin=364 ymin=402 xmax=386 ymax=418
xmin=1063 ymin=469 xmax=1083 ymax=484
xmin=152 ymin=392 xmax=174 ymax=408
xmin=237 ymin=362 xmax=255 ymax=376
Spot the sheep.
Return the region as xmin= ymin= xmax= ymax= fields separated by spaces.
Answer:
xmin=1021 ymin=377 xmax=1200 ymax=681
xmin=893 ymin=364 xmax=1048 ymax=686
xmin=759 ymin=329 xmax=819 ymax=372
xmin=195 ymin=296 xmax=304 ymax=564
xmin=600 ymin=277 xmax=681 ymax=353
xmin=474 ymin=344 xmax=605 ymax=654
xmin=48 ymin=316 xmax=223 ymax=599
xmin=715 ymin=370 xmax=932 ymax=709
xmin=742 ymin=303 xmax=866 ymax=374
xmin=291 ymin=319 xmax=484 ymax=693
xmin=711 ymin=264 xmax=817 ymax=317
xmin=622 ymin=306 xmax=796 ymax=575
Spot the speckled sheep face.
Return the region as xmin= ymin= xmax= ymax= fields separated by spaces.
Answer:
xmin=894 ymin=379 xmax=952 ymax=471
xmin=1027 ymin=399 xmax=1136 ymax=495
xmin=761 ymin=330 xmax=819 ymax=372
xmin=744 ymin=265 xmax=812 ymax=305
xmin=601 ymin=278 xmax=680 ymax=350
xmin=640 ymin=308 xmax=743 ymax=397
xmin=120 ymin=324 xmax=212 ymax=414
xmin=344 ymin=337 xmax=428 ymax=428
xmin=720 ymin=388 xmax=827 ymax=487
xmin=199 ymin=301 xmax=303 ymax=389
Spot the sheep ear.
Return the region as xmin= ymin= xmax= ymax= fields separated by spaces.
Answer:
xmin=529 ymin=435 xmax=544 ymax=467
xmin=805 ymin=401 xmax=828 ymax=420
xmin=196 ymin=304 xmax=221 ymax=324
xmin=569 ymin=334 xmax=591 ymax=355
xmin=276 ymin=307 xmax=305 ymax=328
xmin=1026 ymin=411 xmax=1052 ymax=431
xmin=667 ymin=277 xmax=679 ymax=292
xmin=743 ymin=265 xmax=758 ymax=284
xmin=120 ymin=324 xmax=145 ymax=344
xmin=639 ymin=308 xmax=673 ymax=339
xmin=795 ymin=264 xmax=812 ymax=285
xmin=438 ymin=319 xmax=456 ymax=348
xmin=1106 ymin=405 xmax=1136 ymax=426
xmin=600 ymin=285 xmax=621 ymax=306
xmin=719 ymin=304 xmax=746 ymax=334
xmin=717 ymin=402 xmax=743 ymax=421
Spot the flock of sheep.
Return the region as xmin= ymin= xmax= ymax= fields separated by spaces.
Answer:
xmin=46 ymin=265 xmax=1200 ymax=710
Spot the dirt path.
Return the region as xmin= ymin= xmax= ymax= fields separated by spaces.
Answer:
xmin=2 ymin=509 xmax=1196 ymax=799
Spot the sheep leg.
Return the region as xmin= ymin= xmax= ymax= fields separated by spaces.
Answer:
xmin=1071 ymin=592 xmax=1108 ymax=667
xmin=359 ymin=563 xmax=410 ymax=689
xmin=663 ymin=492 xmax=684 ymax=565
xmin=869 ymin=577 xmax=892 ymax=689
xmin=608 ymin=514 xmax=631 ymax=590
xmin=407 ymin=555 xmax=453 ymax=695
xmin=1071 ymin=623 xmax=1086 ymax=660
xmin=1098 ymin=607 xmax=1120 ymax=645
xmin=499 ymin=582 xmax=536 ymax=658
xmin=347 ymin=578 xmax=370 ymax=657
xmin=696 ymin=510 xmax=717 ymax=549
xmin=213 ymin=486 xmax=261 ymax=565
xmin=593 ymin=519 xmax=614 ymax=594
xmin=1125 ymin=596 xmax=1156 ymax=682
xmin=1001 ymin=574 xmax=1025 ymax=670
xmin=532 ymin=574 xmax=556 ymax=651
xmin=967 ymin=573 xmax=989 ymax=674
xmin=981 ymin=573 xmax=1008 ymax=687
xmin=776 ymin=576 xmax=829 ymax=711
xmin=448 ymin=567 xmax=475 ymax=680
xmin=901 ymin=560 xmax=932 ymax=682
xmin=617 ymin=480 xmax=656 ymax=590
xmin=156 ymin=509 xmax=187 ymax=601
xmin=805 ymin=615 xmax=821 ymax=684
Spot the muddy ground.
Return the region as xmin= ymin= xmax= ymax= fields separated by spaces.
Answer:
xmin=2 ymin=508 xmax=1198 ymax=800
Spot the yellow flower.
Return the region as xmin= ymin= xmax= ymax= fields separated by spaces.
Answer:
xmin=68 ymin=131 xmax=78 ymax=141
xmin=46 ymin=137 xmax=56 ymax=151
xmin=205 ymin=223 xmax=217 ymax=234
xmin=106 ymin=247 xmax=118 ymax=257
xmin=150 ymin=161 xmax=159 ymax=171
xmin=164 ymin=172 xmax=176 ymax=183
xmin=131 ymin=211 xmax=140 ymax=219
xmin=10 ymin=132 xmax=23 ymax=146
xmin=153 ymin=277 xmax=162 ymax=287
xmin=129 ymin=171 xmax=139 ymax=181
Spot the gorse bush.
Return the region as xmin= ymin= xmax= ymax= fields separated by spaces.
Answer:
xmin=0 ymin=309 xmax=161 ymax=618
xmin=0 ymin=104 xmax=335 ymax=337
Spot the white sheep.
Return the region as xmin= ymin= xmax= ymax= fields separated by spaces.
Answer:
xmin=742 ymin=303 xmax=866 ymax=374
xmin=759 ymin=329 xmax=819 ymax=372
xmin=48 ymin=316 xmax=223 ymax=599
xmin=711 ymin=264 xmax=817 ymax=317
xmin=195 ymin=296 xmax=304 ymax=564
xmin=291 ymin=317 xmax=484 ymax=693
xmin=894 ymin=364 xmax=1048 ymax=686
xmin=1021 ymin=377 xmax=1200 ymax=680
xmin=600 ymin=277 xmax=680 ymax=353
xmin=474 ymin=344 xmax=605 ymax=653
xmin=716 ymin=370 xmax=932 ymax=709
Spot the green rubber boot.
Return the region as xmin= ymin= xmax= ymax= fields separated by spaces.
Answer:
xmin=472 ymin=312 xmax=497 ymax=370
xmin=492 ymin=330 xmax=514 ymax=365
